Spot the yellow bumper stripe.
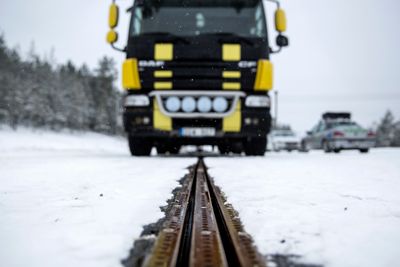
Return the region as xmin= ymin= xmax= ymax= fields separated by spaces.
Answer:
xmin=223 ymin=101 xmax=241 ymax=132
xmin=153 ymin=101 xmax=172 ymax=131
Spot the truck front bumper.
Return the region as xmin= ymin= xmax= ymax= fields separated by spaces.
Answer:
xmin=123 ymin=106 xmax=271 ymax=145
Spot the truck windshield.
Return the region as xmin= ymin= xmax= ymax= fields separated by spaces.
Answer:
xmin=130 ymin=0 xmax=267 ymax=38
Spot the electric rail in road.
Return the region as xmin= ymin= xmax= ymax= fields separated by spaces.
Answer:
xmin=142 ymin=158 xmax=266 ymax=267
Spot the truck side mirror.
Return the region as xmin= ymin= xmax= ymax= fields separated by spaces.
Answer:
xmin=107 ymin=3 xmax=119 ymax=45
xmin=276 ymin=35 xmax=289 ymax=47
xmin=275 ymin=9 xmax=287 ymax=33
xmin=109 ymin=3 xmax=119 ymax=29
xmin=107 ymin=30 xmax=118 ymax=44
xmin=106 ymin=1 xmax=125 ymax=51
xmin=267 ymin=1 xmax=289 ymax=54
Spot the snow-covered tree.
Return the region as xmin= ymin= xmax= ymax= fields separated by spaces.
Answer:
xmin=375 ymin=110 xmax=397 ymax=147
xmin=0 ymin=34 xmax=122 ymax=134
xmin=392 ymin=122 xmax=400 ymax=147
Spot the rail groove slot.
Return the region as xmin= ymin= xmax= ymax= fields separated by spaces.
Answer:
xmin=143 ymin=158 xmax=266 ymax=267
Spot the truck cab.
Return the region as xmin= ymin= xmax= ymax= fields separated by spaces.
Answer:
xmin=107 ymin=0 xmax=288 ymax=156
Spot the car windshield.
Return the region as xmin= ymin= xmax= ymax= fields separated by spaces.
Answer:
xmin=327 ymin=121 xmax=358 ymax=128
xmin=273 ymin=130 xmax=295 ymax=137
xmin=130 ymin=0 xmax=266 ymax=38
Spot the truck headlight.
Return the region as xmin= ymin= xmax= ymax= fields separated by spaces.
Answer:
xmin=165 ymin=96 xmax=181 ymax=112
xmin=245 ymin=96 xmax=271 ymax=108
xmin=182 ymin=97 xmax=196 ymax=113
xmin=197 ymin=96 xmax=212 ymax=113
xmin=213 ymin=97 xmax=228 ymax=113
xmin=124 ymin=95 xmax=150 ymax=107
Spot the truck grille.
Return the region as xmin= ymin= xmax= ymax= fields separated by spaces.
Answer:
xmin=139 ymin=61 xmax=258 ymax=91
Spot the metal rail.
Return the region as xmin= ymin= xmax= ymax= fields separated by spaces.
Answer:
xmin=143 ymin=158 xmax=266 ymax=267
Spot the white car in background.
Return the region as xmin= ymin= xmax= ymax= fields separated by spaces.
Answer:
xmin=268 ymin=129 xmax=301 ymax=152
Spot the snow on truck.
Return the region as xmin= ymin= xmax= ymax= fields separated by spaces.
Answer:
xmin=106 ymin=0 xmax=288 ymax=156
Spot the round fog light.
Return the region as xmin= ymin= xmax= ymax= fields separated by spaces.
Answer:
xmin=197 ymin=96 xmax=212 ymax=113
xmin=143 ymin=117 xmax=150 ymax=125
xmin=182 ymin=97 xmax=196 ymax=113
xmin=165 ymin=97 xmax=180 ymax=112
xmin=213 ymin=97 xmax=228 ymax=113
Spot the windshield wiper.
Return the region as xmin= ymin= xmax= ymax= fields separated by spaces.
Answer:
xmin=140 ymin=32 xmax=190 ymax=44
xmin=198 ymin=32 xmax=255 ymax=46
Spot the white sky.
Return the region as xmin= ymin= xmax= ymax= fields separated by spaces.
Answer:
xmin=1 ymin=0 xmax=399 ymax=132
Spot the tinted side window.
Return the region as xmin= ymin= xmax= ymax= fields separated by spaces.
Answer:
xmin=316 ymin=121 xmax=325 ymax=132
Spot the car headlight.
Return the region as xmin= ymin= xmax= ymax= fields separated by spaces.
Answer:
xmin=245 ymin=95 xmax=271 ymax=108
xmin=124 ymin=95 xmax=150 ymax=107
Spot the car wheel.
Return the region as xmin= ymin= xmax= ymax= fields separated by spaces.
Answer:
xmin=273 ymin=146 xmax=280 ymax=152
xmin=301 ymin=141 xmax=310 ymax=152
xmin=322 ymin=140 xmax=332 ymax=153
xmin=359 ymin=148 xmax=369 ymax=153
xmin=333 ymin=149 xmax=341 ymax=153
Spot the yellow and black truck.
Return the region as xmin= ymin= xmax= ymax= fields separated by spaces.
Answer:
xmin=107 ymin=0 xmax=288 ymax=156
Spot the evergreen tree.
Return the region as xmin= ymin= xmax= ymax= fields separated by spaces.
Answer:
xmin=0 ymin=34 xmax=122 ymax=134
xmin=393 ymin=122 xmax=400 ymax=147
xmin=376 ymin=110 xmax=395 ymax=147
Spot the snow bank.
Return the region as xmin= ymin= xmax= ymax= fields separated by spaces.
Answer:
xmin=0 ymin=128 xmax=194 ymax=267
xmin=2 ymin=127 xmax=399 ymax=267
xmin=0 ymin=127 xmax=126 ymax=153
xmin=206 ymin=150 xmax=400 ymax=267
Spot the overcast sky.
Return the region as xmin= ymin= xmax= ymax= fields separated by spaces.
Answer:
xmin=1 ymin=0 xmax=399 ymax=132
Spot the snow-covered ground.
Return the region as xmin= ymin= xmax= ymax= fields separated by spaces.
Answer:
xmin=0 ymin=128 xmax=193 ymax=267
xmin=206 ymin=151 xmax=400 ymax=267
xmin=1 ymin=128 xmax=399 ymax=267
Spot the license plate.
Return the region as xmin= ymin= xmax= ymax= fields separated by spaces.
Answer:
xmin=354 ymin=141 xmax=369 ymax=147
xmin=180 ymin=127 xmax=216 ymax=137
xmin=350 ymin=140 xmax=368 ymax=147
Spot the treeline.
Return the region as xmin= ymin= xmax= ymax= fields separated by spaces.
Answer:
xmin=0 ymin=35 xmax=122 ymax=134
xmin=375 ymin=110 xmax=400 ymax=147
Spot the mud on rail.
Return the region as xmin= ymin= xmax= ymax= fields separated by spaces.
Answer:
xmin=138 ymin=158 xmax=265 ymax=267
